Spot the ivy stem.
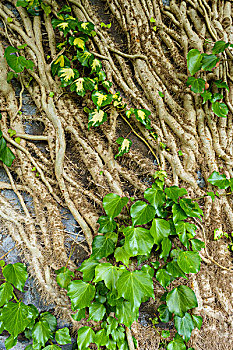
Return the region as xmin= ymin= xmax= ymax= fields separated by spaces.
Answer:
xmin=120 ymin=114 xmax=161 ymax=169
xmin=65 ymin=243 xmax=76 ymax=268
xmin=12 ymin=292 xmax=19 ymax=303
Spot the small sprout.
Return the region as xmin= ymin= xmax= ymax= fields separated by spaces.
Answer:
xmin=161 ymin=330 xmax=170 ymax=338
xmin=149 ymin=317 xmax=159 ymax=326
xmin=7 ymin=17 xmax=13 ymax=23
xmin=158 ymin=91 xmax=164 ymax=98
xmin=32 ymin=167 xmax=36 ymax=172
xmin=83 ymin=106 xmax=90 ymax=113
xmin=18 ymin=111 xmax=22 ymax=115
xmin=214 ymin=228 xmax=224 ymax=240
xmin=15 ymin=137 xmax=21 ymax=144
xmin=101 ymin=22 xmax=111 ymax=29
xmin=99 ymin=171 xmax=103 ymax=175
xmin=90 ymin=30 xmax=96 ymax=37
xmin=178 ymin=150 xmax=183 ymax=156
xmin=150 ymin=17 xmax=156 ymax=23
xmin=8 ymin=129 xmax=16 ymax=137
xmin=49 ymin=91 xmax=54 ymax=98
xmin=17 ymin=44 xmax=27 ymax=50
xmin=47 ymin=55 xmax=51 ymax=59
xmin=36 ymin=172 xmax=39 ymax=177
xmin=130 ymin=197 xmax=135 ymax=201
xmin=0 ymin=260 xmax=5 ymax=267
xmin=153 ymin=26 xmax=157 ymax=32
xmin=159 ymin=142 xmax=166 ymax=150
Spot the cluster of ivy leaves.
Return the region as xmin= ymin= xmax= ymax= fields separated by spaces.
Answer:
xmin=53 ymin=170 xmax=205 ymax=350
xmin=186 ymin=41 xmax=232 ymax=118
xmin=0 ymin=260 xmax=72 ymax=350
xmin=16 ymin=0 xmax=51 ymax=16
xmin=49 ymin=6 xmax=152 ymax=159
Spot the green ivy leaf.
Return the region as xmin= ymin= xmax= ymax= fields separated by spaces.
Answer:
xmin=55 ymin=267 xmax=74 ymax=289
xmin=77 ymin=326 xmax=95 ymax=350
xmin=164 ymin=186 xmax=187 ymax=204
xmin=95 ymin=329 xmax=108 ymax=349
xmin=51 ymin=55 xmax=70 ymax=76
xmin=150 ymin=218 xmax=171 ymax=245
xmin=97 ymin=216 xmax=117 ymax=233
xmin=67 ymin=280 xmax=95 ymax=310
xmin=212 ymin=40 xmax=229 ymax=54
xmin=43 ymin=346 xmax=61 ymax=350
xmin=91 ymin=235 xmax=115 ymax=259
xmin=111 ymin=326 xmax=125 ymax=343
xmin=103 ymin=193 xmax=129 ymax=218
xmin=5 ymin=334 xmax=17 ymax=350
xmin=71 ymin=308 xmax=86 ymax=321
xmin=167 ymin=333 xmax=186 ymax=350
xmin=157 ymin=304 xmax=171 ymax=323
xmin=172 ymin=204 xmax=187 ymax=223
xmin=88 ymin=109 xmax=107 ymax=128
xmin=187 ymin=49 xmax=202 ymax=75
xmin=174 ymin=312 xmax=195 ymax=342
xmin=130 ymin=201 xmax=156 ymax=226
xmin=166 ymin=261 xmax=187 ymax=279
xmin=192 ymin=314 xmax=203 ymax=329
xmin=0 ymin=137 xmax=15 ymax=167
xmin=166 ymin=285 xmax=198 ymax=317
xmin=40 ymin=312 xmax=57 ymax=332
xmin=0 ymin=282 xmax=13 ymax=307
xmin=114 ymin=246 xmax=131 ymax=267
xmin=32 ymin=319 xmax=52 ymax=347
xmin=159 ymin=237 xmax=172 ymax=261
xmin=90 ymin=58 xmax=102 ymax=73
xmin=94 ymin=263 xmax=124 ymax=290
xmin=1 ymin=301 xmax=32 ymax=337
xmin=55 ymin=327 xmax=71 ymax=345
xmin=115 ymin=137 xmax=132 ymax=158
xmin=74 ymin=49 xmax=94 ymax=67
xmin=212 ymin=101 xmax=228 ymax=118
xmin=191 ymin=239 xmax=205 ymax=251
xmin=177 ymin=251 xmax=201 ymax=274
xmin=92 ymin=90 xmax=113 ymax=108
xmin=156 ymin=269 xmax=173 ymax=288
xmin=89 ymin=302 xmax=106 ymax=322
xmin=78 ymin=258 xmax=99 ymax=282
xmin=144 ymin=188 xmax=166 ymax=217
xmin=186 ymin=77 xmax=205 ymax=93
xmin=123 ymin=226 xmax=154 ymax=257
xmin=3 ymin=263 xmax=28 ymax=292
xmin=115 ymin=300 xmax=139 ymax=328
xmin=179 ymin=198 xmax=203 ymax=219
xmin=214 ymin=79 xmax=229 ymax=91
xmin=201 ymin=90 xmax=212 ymax=104
xmin=134 ymin=109 xmax=151 ymax=129
xmin=207 ymin=171 xmax=230 ymax=189
xmin=201 ymin=54 xmax=219 ymax=71
xmin=116 ymin=270 xmax=154 ymax=309
xmin=4 ymin=46 xmax=34 ymax=73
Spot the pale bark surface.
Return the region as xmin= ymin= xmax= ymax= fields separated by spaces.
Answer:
xmin=0 ymin=0 xmax=233 ymax=349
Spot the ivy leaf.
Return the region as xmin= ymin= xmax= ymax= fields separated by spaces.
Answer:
xmin=144 ymin=188 xmax=166 ymax=217
xmin=4 ymin=46 xmax=34 ymax=73
xmin=103 ymin=193 xmax=129 ymax=217
xmin=55 ymin=267 xmax=74 ymax=289
xmin=166 ymin=285 xmax=198 ymax=317
xmin=156 ymin=269 xmax=173 ymax=288
xmin=0 ymin=282 xmax=13 ymax=307
xmin=172 ymin=204 xmax=187 ymax=223
xmin=95 ymin=329 xmax=108 ymax=349
xmin=5 ymin=334 xmax=17 ymax=350
xmin=40 ymin=312 xmax=57 ymax=332
xmin=130 ymin=201 xmax=155 ymax=226
xmin=115 ymin=300 xmax=139 ymax=328
xmin=88 ymin=109 xmax=107 ymax=128
xmin=0 ymin=142 xmax=15 ymax=167
xmin=214 ymin=79 xmax=229 ymax=91
xmin=191 ymin=239 xmax=205 ymax=251
xmin=166 ymin=261 xmax=187 ymax=279
xmin=207 ymin=191 xmax=215 ymax=201
xmin=91 ymin=235 xmax=115 ymax=259
xmin=159 ymin=237 xmax=172 ymax=261
xmin=67 ymin=280 xmax=95 ymax=310
xmin=207 ymin=171 xmax=230 ymax=189
xmin=71 ymin=308 xmax=86 ymax=321
xmin=150 ymin=218 xmax=171 ymax=245
xmin=112 ymin=327 xmax=125 ymax=343
xmin=212 ymin=101 xmax=228 ymax=118
xmin=43 ymin=346 xmax=61 ymax=350
xmin=123 ymin=226 xmax=154 ymax=257
xmin=74 ymin=49 xmax=94 ymax=67
xmin=32 ymin=319 xmax=52 ymax=348
xmin=89 ymin=302 xmax=106 ymax=321
xmin=157 ymin=304 xmax=171 ymax=323
xmin=116 ymin=270 xmax=154 ymax=309
xmin=201 ymin=90 xmax=212 ymax=104
xmin=114 ymin=246 xmax=131 ymax=267
xmin=201 ymin=54 xmax=219 ymax=71
xmin=92 ymin=90 xmax=113 ymax=108
xmin=115 ymin=137 xmax=132 ymax=159
xmin=177 ymin=251 xmax=201 ymax=274
xmin=167 ymin=333 xmax=186 ymax=350
xmin=97 ymin=216 xmax=117 ymax=233
xmin=90 ymin=58 xmax=102 ymax=73
xmin=51 ymin=55 xmax=70 ymax=75
xmin=78 ymin=258 xmax=99 ymax=282
xmin=164 ymin=186 xmax=187 ymax=203
xmin=186 ymin=77 xmax=205 ymax=93
xmin=69 ymin=35 xmax=88 ymax=50
xmin=71 ymin=77 xmax=95 ymax=97
xmin=77 ymin=326 xmax=95 ymax=350
xmin=187 ymin=49 xmax=202 ymax=75
xmin=77 ymin=21 xmax=95 ymax=35
xmin=94 ymin=263 xmax=124 ymax=290
xmin=211 ymin=93 xmax=223 ymax=103
xmin=212 ymin=40 xmax=229 ymax=54
xmin=179 ymin=198 xmax=203 ymax=219
xmin=174 ymin=312 xmax=195 ymax=342
xmin=102 ymin=80 xmax=112 ymax=91
xmin=3 ymin=263 xmax=28 ymax=292
xmin=134 ymin=109 xmax=151 ymax=129
xmin=55 ymin=327 xmax=71 ymax=345
xmin=58 ymin=67 xmax=78 ymax=87
xmin=192 ymin=314 xmax=203 ymax=329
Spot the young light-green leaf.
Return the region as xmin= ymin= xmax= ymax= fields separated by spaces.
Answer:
xmin=2 ymin=263 xmax=28 ymax=292
xmin=67 ymin=280 xmax=95 ymax=310
xmin=150 ymin=218 xmax=171 ymax=245
xmin=0 ymin=282 xmax=13 ymax=307
xmin=103 ymin=193 xmax=129 ymax=217
xmin=177 ymin=251 xmax=201 ymax=274
xmin=207 ymin=171 xmax=230 ymax=189
xmin=77 ymin=326 xmax=95 ymax=350
xmin=55 ymin=327 xmax=71 ymax=345
xmin=166 ymin=285 xmax=198 ymax=317
xmin=89 ymin=302 xmax=106 ymax=322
